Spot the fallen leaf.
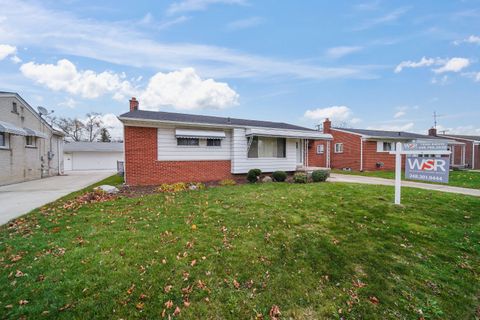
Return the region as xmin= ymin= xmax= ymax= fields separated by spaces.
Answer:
xmin=139 ymin=293 xmax=147 ymax=300
xmin=165 ymin=300 xmax=174 ymax=309
xmin=127 ymin=284 xmax=136 ymax=295
xmin=19 ymin=300 xmax=29 ymax=305
xmin=269 ymin=305 xmax=281 ymax=319
xmin=58 ymin=303 xmax=72 ymax=311
xmin=15 ymin=270 xmax=24 ymax=277
xmin=136 ymin=302 xmax=144 ymax=310
xmin=164 ymin=285 xmax=173 ymax=293
xmin=369 ymin=296 xmax=380 ymax=305
xmin=183 ymin=299 xmax=190 ymax=307
xmin=173 ymin=306 xmax=181 ymax=316
xmin=10 ymin=255 xmax=22 ymax=262
xmin=233 ymin=279 xmax=240 ymax=289
xmin=191 ymin=224 xmax=197 ymax=230
xmin=190 ymin=259 xmax=197 ymax=267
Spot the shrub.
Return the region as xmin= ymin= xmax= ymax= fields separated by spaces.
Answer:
xmin=272 ymin=171 xmax=287 ymax=182
xmin=158 ymin=182 xmax=188 ymax=193
xmin=312 ymin=170 xmax=330 ymax=182
xmin=157 ymin=182 xmax=205 ymax=193
xmin=219 ymin=179 xmax=236 ymax=186
xmin=293 ymin=172 xmax=307 ymax=183
xmin=247 ymin=168 xmax=262 ymax=183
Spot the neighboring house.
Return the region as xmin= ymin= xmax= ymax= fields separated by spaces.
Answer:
xmin=63 ymin=142 xmax=124 ymax=171
xmin=319 ymin=118 xmax=462 ymax=171
xmin=118 ymin=98 xmax=333 ymax=185
xmin=0 ymin=92 xmax=64 ymax=186
xmin=438 ymin=133 xmax=480 ymax=169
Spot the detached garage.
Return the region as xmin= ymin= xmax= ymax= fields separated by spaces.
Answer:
xmin=64 ymin=142 xmax=124 ymax=171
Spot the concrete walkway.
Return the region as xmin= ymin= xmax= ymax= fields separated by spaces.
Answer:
xmin=0 ymin=170 xmax=115 ymax=225
xmin=330 ymin=173 xmax=480 ymax=197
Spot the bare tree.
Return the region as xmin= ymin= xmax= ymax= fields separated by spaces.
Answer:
xmin=84 ymin=113 xmax=103 ymax=142
xmin=52 ymin=117 xmax=86 ymax=141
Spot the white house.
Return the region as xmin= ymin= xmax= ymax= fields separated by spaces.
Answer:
xmin=0 ymin=92 xmax=64 ymax=186
xmin=63 ymin=142 xmax=124 ymax=171
xmin=118 ymin=97 xmax=333 ymax=185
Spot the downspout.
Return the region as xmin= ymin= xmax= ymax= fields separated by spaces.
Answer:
xmin=326 ymin=140 xmax=331 ymax=168
xmin=473 ymin=142 xmax=476 ymax=169
xmin=360 ymin=137 xmax=364 ymax=171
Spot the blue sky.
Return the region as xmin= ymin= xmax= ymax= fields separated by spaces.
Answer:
xmin=0 ymin=0 xmax=479 ymax=137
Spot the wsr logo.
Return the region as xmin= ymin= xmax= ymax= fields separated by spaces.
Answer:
xmin=407 ymin=158 xmax=447 ymax=172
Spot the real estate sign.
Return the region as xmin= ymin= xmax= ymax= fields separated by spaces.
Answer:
xmin=405 ymin=156 xmax=450 ymax=183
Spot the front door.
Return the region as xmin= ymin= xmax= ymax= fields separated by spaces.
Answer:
xmin=64 ymin=153 xmax=73 ymax=171
xmin=296 ymin=139 xmax=303 ymax=166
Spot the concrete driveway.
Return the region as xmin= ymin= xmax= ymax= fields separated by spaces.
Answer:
xmin=0 ymin=170 xmax=115 ymax=226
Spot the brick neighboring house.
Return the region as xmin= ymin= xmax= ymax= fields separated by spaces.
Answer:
xmin=0 ymin=92 xmax=64 ymax=186
xmin=319 ymin=118 xmax=462 ymax=171
xmin=438 ymin=133 xmax=480 ymax=169
xmin=119 ymin=98 xmax=333 ymax=185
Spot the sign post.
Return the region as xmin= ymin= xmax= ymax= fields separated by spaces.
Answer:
xmin=390 ymin=141 xmax=450 ymax=205
xmin=394 ymin=142 xmax=402 ymax=205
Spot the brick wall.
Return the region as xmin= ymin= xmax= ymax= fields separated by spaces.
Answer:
xmin=307 ymin=140 xmax=327 ymax=167
xmin=443 ymin=137 xmax=477 ymax=169
xmin=124 ymin=126 xmax=233 ymax=185
xmin=330 ymin=129 xmax=362 ymax=170
xmin=362 ymin=141 xmax=400 ymax=171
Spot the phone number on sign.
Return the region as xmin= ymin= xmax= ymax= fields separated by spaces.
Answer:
xmin=407 ymin=174 xmax=446 ymax=182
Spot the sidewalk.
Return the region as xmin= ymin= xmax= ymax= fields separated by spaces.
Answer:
xmin=330 ymin=173 xmax=480 ymax=197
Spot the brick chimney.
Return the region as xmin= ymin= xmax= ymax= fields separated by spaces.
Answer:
xmin=323 ymin=118 xmax=332 ymax=133
xmin=129 ymin=97 xmax=139 ymax=111
xmin=428 ymin=127 xmax=437 ymax=136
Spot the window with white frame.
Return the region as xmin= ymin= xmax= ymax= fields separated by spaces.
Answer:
xmin=25 ymin=136 xmax=36 ymax=147
xmin=0 ymin=132 xmax=7 ymax=148
xmin=316 ymin=144 xmax=324 ymax=154
xmin=377 ymin=141 xmax=396 ymax=152
xmin=177 ymin=137 xmax=199 ymax=146
xmin=247 ymin=136 xmax=286 ymax=158
xmin=334 ymin=143 xmax=343 ymax=153
xmin=206 ymin=139 xmax=221 ymax=147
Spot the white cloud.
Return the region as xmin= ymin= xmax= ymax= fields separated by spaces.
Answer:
xmin=394 ymin=111 xmax=406 ymax=118
xmin=0 ymin=44 xmax=16 ymax=60
xmin=395 ymin=57 xmax=470 ymax=75
xmin=227 ymin=17 xmax=263 ymax=30
xmin=304 ymin=106 xmax=353 ymax=121
xmin=453 ymin=35 xmax=480 ymax=45
xmin=476 ymin=72 xmax=480 ymax=82
xmin=0 ymin=0 xmax=371 ymax=80
xmin=20 ymin=59 xmax=135 ymax=99
xmin=355 ymin=7 xmax=410 ymax=31
xmin=167 ymin=0 xmax=247 ymax=15
xmin=433 ymin=58 xmax=470 ymax=74
xmin=431 ymin=75 xmax=449 ymax=85
xmin=394 ymin=57 xmax=439 ymax=73
xmin=325 ymin=46 xmax=363 ymax=59
xmin=436 ymin=124 xmax=480 ymax=136
xmin=10 ymin=55 xmax=21 ymax=63
xmin=58 ymin=97 xmax=76 ymax=109
xmin=20 ymin=59 xmax=238 ymax=110
xmin=140 ymin=68 xmax=239 ymax=110
xmin=367 ymin=122 xmax=414 ymax=131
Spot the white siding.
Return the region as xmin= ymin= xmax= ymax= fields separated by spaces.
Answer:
xmin=231 ymin=128 xmax=298 ymax=173
xmin=157 ymin=124 xmax=231 ymax=161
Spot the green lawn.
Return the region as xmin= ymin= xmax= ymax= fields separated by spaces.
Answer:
xmin=332 ymin=169 xmax=480 ymax=189
xmin=1 ymin=177 xmax=479 ymax=319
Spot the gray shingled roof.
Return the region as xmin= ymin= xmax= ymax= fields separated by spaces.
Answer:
xmin=441 ymin=134 xmax=480 ymax=142
xmin=333 ymin=127 xmax=447 ymax=140
xmin=64 ymin=142 xmax=123 ymax=152
xmin=119 ymin=110 xmax=317 ymax=131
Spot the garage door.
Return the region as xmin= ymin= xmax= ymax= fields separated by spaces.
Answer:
xmin=72 ymin=152 xmax=123 ymax=170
